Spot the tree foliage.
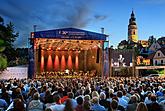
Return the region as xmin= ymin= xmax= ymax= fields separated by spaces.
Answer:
xmin=0 ymin=16 xmax=19 ymax=70
xmin=0 ymin=39 xmax=7 ymax=71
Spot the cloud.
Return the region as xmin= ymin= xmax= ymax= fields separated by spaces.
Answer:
xmin=94 ymin=15 xmax=107 ymax=21
xmin=0 ymin=0 xmax=94 ymax=47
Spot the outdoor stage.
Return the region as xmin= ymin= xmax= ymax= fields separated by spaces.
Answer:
xmin=28 ymin=28 xmax=109 ymax=78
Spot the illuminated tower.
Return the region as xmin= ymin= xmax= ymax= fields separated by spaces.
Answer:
xmin=128 ymin=10 xmax=138 ymax=43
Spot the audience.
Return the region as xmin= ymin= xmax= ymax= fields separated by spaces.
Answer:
xmin=0 ymin=76 xmax=164 ymax=111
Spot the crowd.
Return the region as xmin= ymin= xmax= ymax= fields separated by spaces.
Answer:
xmin=0 ymin=77 xmax=164 ymax=111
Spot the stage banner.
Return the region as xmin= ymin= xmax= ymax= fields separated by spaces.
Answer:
xmin=33 ymin=28 xmax=107 ymax=40
xmin=103 ymin=41 xmax=109 ymax=77
xmin=28 ymin=47 xmax=34 ymax=79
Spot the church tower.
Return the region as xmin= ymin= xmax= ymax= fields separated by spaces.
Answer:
xmin=128 ymin=10 xmax=138 ymax=43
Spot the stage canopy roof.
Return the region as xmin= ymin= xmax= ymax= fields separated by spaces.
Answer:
xmin=32 ymin=28 xmax=108 ymax=40
xmin=31 ymin=28 xmax=108 ymax=50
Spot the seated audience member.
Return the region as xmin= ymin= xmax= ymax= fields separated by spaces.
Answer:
xmin=47 ymin=94 xmax=65 ymax=111
xmin=144 ymin=93 xmax=152 ymax=105
xmin=111 ymin=97 xmax=125 ymax=111
xmin=136 ymin=102 xmax=148 ymax=111
xmin=126 ymin=95 xmax=138 ymax=111
xmin=110 ymin=99 xmax=119 ymax=111
xmin=75 ymin=96 xmax=84 ymax=111
xmin=9 ymin=98 xmax=25 ymax=111
xmin=68 ymin=92 xmax=77 ymax=109
xmin=0 ymin=98 xmax=8 ymax=110
xmin=27 ymin=92 xmax=44 ymax=111
xmin=158 ymin=89 xmax=165 ymax=103
xmin=159 ymin=99 xmax=165 ymax=111
xmin=1 ymin=87 xmax=11 ymax=105
xmin=64 ymin=98 xmax=75 ymax=111
xmin=83 ymin=101 xmax=92 ymax=111
xmin=99 ymin=92 xmax=110 ymax=110
xmin=147 ymin=95 xmax=161 ymax=111
xmin=117 ymin=91 xmax=128 ymax=109
xmin=84 ymin=95 xmax=91 ymax=102
xmin=122 ymin=90 xmax=129 ymax=103
xmin=91 ymin=97 xmax=106 ymax=111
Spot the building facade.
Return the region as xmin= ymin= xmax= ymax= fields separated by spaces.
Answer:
xmin=153 ymin=48 xmax=165 ymax=66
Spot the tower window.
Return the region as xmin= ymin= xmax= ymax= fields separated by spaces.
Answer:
xmin=161 ymin=60 xmax=163 ymax=64
xmin=158 ymin=53 xmax=160 ymax=56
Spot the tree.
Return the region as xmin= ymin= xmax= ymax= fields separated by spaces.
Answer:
xmin=118 ymin=40 xmax=129 ymax=49
xmin=148 ymin=36 xmax=156 ymax=46
xmin=0 ymin=16 xmax=19 ymax=68
xmin=0 ymin=39 xmax=7 ymax=71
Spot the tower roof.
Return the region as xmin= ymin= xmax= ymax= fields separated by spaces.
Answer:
xmin=131 ymin=10 xmax=135 ymax=17
xmin=129 ymin=10 xmax=136 ymax=23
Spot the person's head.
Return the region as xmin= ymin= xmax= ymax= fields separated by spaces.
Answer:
xmin=150 ymin=95 xmax=157 ymax=102
xmin=109 ymin=88 xmax=114 ymax=94
xmin=117 ymin=91 xmax=123 ymax=98
xmin=111 ymin=99 xmax=118 ymax=110
xmin=64 ymin=99 xmax=74 ymax=111
xmin=130 ymin=95 xmax=137 ymax=103
xmin=67 ymin=92 xmax=74 ymax=99
xmin=147 ymin=93 xmax=152 ymax=100
xmin=92 ymin=97 xmax=99 ymax=104
xmin=13 ymin=98 xmax=25 ymax=111
xmin=134 ymin=93 xmax=141 ymax=102
xmin=136 ymin=102 xmax=148 ymax=111
xmin=76 ymin=96 xmax=83 ymax=105
xmin=33 ymin=92 xmax=40 ymax=100
xmin=53 ymin=94 xmax=61 ymax=103
xmin=122 ymin=90 xmax=127 ymax=96
xmin=92 ymin=91 xmax=99 ymax=98
xmin=16 ymin=88 xmax=22 ymax=94
xmin=84 ymin=95 xmax=91 ymax=102
xmin=100 ymin=92 xmax=106 ymax=100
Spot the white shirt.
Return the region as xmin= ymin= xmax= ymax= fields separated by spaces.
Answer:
xmin=49 ymin=104 xmax=65 ymax=111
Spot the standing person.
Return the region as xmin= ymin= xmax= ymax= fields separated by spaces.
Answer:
xmin=136 ymin=102 xmax=148 ymax=111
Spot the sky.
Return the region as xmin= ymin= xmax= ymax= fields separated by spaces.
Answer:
xmin=0 ymin=0 xmax=165 ymax=48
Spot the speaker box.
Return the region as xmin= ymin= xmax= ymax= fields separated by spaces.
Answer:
xmin=96 ymin=48 xmax=100 ymax=63
xmin=38 ymin=45 xmax=41 ymax=62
